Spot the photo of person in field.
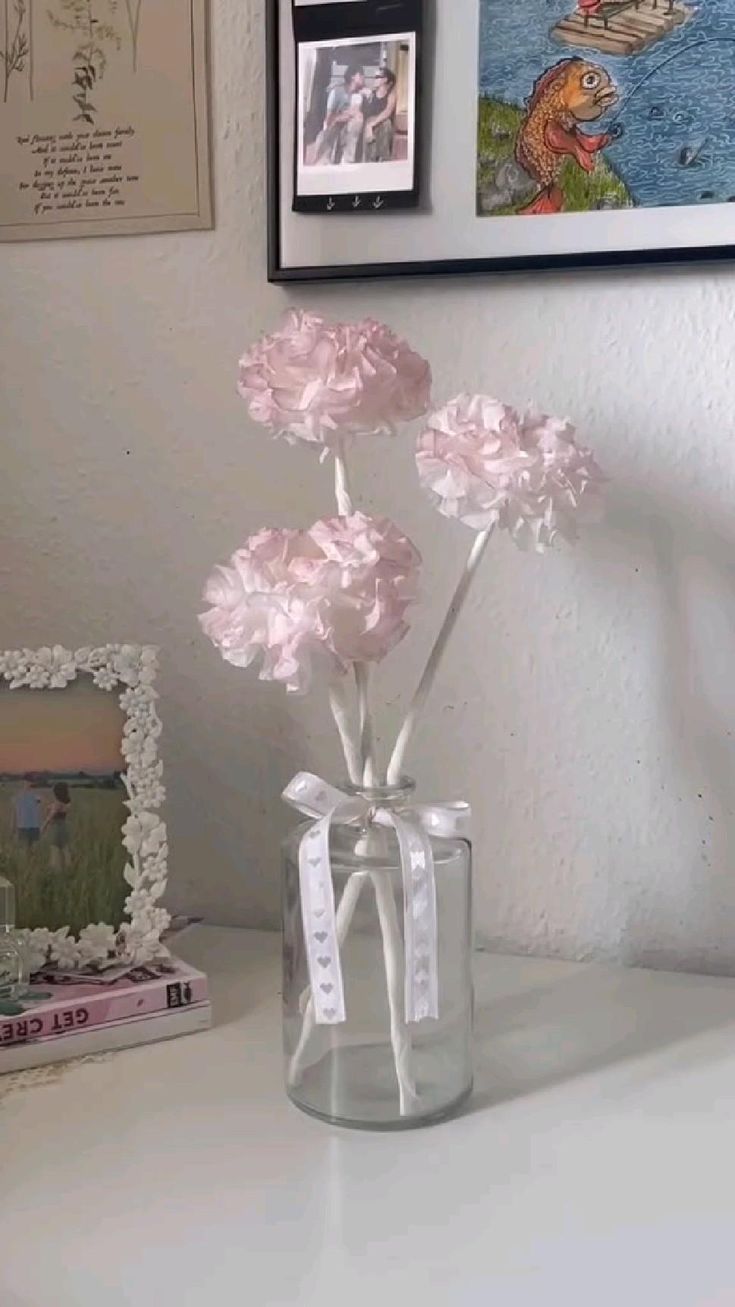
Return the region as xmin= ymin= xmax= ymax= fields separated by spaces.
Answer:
xmin=12 ymin=775 xmax=42 ymax=848
xmin=42 ymin=781 xmax=73 ymax=872
xmin=0 ymin=680 xmax=128 ymax=935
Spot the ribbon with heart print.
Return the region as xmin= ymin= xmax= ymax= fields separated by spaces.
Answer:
xmin=282 ymin=772 xmax=472 ymax=1026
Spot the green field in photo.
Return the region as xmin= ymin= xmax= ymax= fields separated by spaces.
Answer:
xmin=0 ymin=783 xmax=128 ymax=935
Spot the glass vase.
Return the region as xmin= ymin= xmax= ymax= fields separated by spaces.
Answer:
xmin=282 ymin=780 xmax=473 ymax=1130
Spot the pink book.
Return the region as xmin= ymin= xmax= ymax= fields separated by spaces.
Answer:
xmin=0 ymin=958 xmax=209 ymax=1048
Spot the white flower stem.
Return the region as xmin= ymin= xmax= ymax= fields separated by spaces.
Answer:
xmin=328 ymin=679 xmax=362 ymax=786
xmin=386 ymin=526 xmax=494 ymax=786
xmin=353 ymin=663 xmax=415 ymax=1112
xmin=334 ymin=441 xmax=354 ymax=516
xmin=355 ymin=663 xmax=378 ymax=786
xmin=293 ymin=434 xmax=414 ymax=1115
xmin=371 ymin=869 xmax=419 ymax=1113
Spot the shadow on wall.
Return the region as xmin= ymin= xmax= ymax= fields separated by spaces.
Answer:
xmin=605 ymin=477 xmax=735 ymax=977
xmin=164 ymin=677 xmax=310 ymax=931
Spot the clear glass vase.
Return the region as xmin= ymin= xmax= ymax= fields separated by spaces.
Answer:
xmin=282 ymin=780 xmax=473 ymax=1130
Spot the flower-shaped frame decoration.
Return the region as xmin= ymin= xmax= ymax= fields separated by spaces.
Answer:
xmin=0 ymin=645 xmax=169 ymax=974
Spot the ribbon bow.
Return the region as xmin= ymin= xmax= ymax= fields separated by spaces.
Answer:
xmin=283 ymin=772 xmax=471 ymax=1027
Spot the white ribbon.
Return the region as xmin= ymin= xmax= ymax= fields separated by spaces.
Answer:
xmin=282 ymin=772 xmax=472 ymax=1027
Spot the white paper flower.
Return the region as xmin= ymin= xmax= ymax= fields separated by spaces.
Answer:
xmin=124 ymin=889 xmax=151 ymax=916
xmin=137 ymin=907 xmax=170 ymax=937
xmin=17 ymin=928 xmax=53 ymax=975
xmin=0 ymin=650 xmax=24 ymax=680
xmin=237 ymin=311 xmax=432 ymax=450
xmin=200 ymin=515 xmax=421 ymax=694
xmin=113 ymin=644 xmax=157 ymax=687
xmin=78 ymin=922 xmax=117 ymax=963
xmin=50 ymin=928 xmax=81 ymax=969
xmin=416 ymin=394 xmax=604 ymax=550
xmin=92 ymin=667 xmax=118 ymax=691
xmin=42 ymin=646 xmax=77 ymax=688
xmin=119 ymin=686 xmax=156 ymax=722
xmin=123 ymin=861 xmax=143 ymax=889
xmin=131 ymin=775 xmax=165 ymax=809
xmin=122 ymin=812 xmax=166 ymax=858
xmin=118 ymin=922 xmax=169 ymax=965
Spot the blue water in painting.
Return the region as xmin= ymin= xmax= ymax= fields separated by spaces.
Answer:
xmin=479 ymin=0 xmax=735 ymax=206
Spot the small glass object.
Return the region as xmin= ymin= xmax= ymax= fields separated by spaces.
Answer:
xmin=0 ymin=875 xmax=29 ymax=1000
xmin=282 ymin=780 xmax=473 ymax=1130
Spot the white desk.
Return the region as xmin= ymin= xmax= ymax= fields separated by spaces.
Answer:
xmin=3 ymin=927 xmax=735 ymax=1306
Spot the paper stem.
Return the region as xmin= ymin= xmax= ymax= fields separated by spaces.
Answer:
xmin=291 ymin=436 xmax=416 ymax=1114
xmin=328 ymin=680 xmax=362 ymax=786
xmin=334 ymin=441 xmax=354 ymax=516
xmin=371 ymin=870 xmax=419 ymax=1114
xmin=355 ymin=663 xmax=378 ymax=787
xmin=387 ymin=526 xmax=494 ymax=786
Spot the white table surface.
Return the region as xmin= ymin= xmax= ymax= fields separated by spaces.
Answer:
xmin=3 ymin=926 xmax=735 ymax=1307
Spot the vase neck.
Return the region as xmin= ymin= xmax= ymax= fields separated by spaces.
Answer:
xmin=343 ymin=778 xmax=416 ymax=810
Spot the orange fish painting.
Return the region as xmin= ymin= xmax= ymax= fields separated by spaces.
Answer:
xmin=475 ymin=0 xmax=724 ymax=223
xmin=515 ymin=59 xmax=619 ymax=214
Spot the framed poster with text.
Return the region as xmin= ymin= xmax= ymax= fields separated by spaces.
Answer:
xmin=1 ymin=0 xmax=211 ymax=242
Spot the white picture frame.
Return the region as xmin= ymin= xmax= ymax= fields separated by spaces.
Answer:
xmin=0 ymin=644 xmax=169 ymax=973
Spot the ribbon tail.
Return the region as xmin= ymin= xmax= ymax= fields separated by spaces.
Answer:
xmin=389 ymin=813 xmax=439 ymax=1023
xmin=298 ymin=811 xmax=346 ymax=1025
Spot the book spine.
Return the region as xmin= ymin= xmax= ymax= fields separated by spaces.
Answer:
xmin=0 ymin=972 xmax=209 ymax=1047
xmin=0 ymin=1003 xmax=212 ymax=1075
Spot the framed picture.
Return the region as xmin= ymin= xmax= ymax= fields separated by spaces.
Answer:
xmin=294 ymin=30 xmax=419 ymax=213
xmin=0 ymin=645 xmax=169 ymax=975
xmin=1 ymin=0 xmax=211 ymax=243
xmin=268 ymin=0 xmax=735 ymax=281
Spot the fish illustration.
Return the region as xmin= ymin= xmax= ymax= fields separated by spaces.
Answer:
xmin=515 ymin=59 xmax=619 ymax=215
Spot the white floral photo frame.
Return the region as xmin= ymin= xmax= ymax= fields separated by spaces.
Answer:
xmin=0 ymin=645 xmax=169 ymax=974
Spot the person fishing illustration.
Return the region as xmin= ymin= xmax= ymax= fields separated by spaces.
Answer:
xmin=515 ymin=58 xmax=620 ymax=214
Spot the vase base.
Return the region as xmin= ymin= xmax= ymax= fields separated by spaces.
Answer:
xmin=288 ymin=1087 xmax=472 ymax=1131
xmin=287 ymin=1042 xmax=472 ymax=1131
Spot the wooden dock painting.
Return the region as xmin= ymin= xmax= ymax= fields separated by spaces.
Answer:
xmin=553 ymin=0 xmax=690 ymax=58
xmin=477 ymin=0 xmax=735 ymax=218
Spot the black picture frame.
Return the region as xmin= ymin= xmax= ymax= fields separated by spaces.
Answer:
xmin=266 ymin=0 xmax=735 ymax=284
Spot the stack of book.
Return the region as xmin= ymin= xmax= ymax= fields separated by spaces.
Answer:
xmin=0 ymin=957 xmax=211 ymax=1074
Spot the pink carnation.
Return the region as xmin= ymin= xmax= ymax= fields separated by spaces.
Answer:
xmin=200 ymin=514 xmax=421 ymax=694
xmin=416 ymin=394 xmax=604 ymax=550
xmin=237 ymin=311 xmax=431 ymax=450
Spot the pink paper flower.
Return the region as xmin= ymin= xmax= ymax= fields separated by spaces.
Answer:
xmin=200 ymin=514 xmax=421 ymax=693
xmin=237 ymin=311 xmax=431 ymax=451
xmin=416 ymin=394 xmax=604 ymax=550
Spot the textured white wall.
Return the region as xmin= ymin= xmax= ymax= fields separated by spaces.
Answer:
xmin=4 ymin=0 xmax=735 ymax=973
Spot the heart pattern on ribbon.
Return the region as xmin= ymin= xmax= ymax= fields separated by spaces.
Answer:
xmin=283 ymin=772 xmax=471 ymax=1028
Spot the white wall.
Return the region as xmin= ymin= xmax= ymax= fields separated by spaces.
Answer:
xmin=4 ymin=0 xmax=735 ymax=973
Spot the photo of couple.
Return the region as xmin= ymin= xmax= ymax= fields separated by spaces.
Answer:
xmin=297 ymin=32 xmax=417 ymax=203
xmin=0 ymin=680 xmax=128 ymax=935
xmin=12 ymin=776 xmax=74 ymax=872
xmin=308 ymin=63 xmax=403 ymax=167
